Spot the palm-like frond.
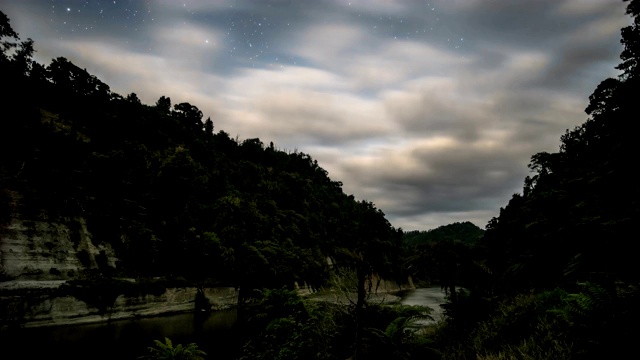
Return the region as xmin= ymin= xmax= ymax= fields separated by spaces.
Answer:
xmin=140 ymin=337 xmax=206 ymax=360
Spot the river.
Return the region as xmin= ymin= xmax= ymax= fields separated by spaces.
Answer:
xmin=398 ymin=285 xmax=450 ymax=324
xmin=0 ymin=286 xmax=449 ymax=359
xmin=0 ymin=310 xmax=240 ymax=360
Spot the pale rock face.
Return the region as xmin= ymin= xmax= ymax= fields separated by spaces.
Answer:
xmin=1 ymin=215 xmax=239 ymax=329
xmin=0 ymin=217 xmax=117 ymax=280
xmin=1 ymin=282 xmax=239 ymax=328
xmin=202 ymin=287 xmax=239 ymax=310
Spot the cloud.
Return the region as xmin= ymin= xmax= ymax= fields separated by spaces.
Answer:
xmin=49 ymin=38 xmax=225 ymax=115
xmin=216 ymin=65 xmax=394 ymax=147
xmin=327 ymin=135 xmax=527 ymax=213
xmin=3 ymin=0 xmax=629 ymax=231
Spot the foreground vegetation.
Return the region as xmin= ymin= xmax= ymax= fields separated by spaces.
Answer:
xmin=141 ymin=337 xmax=207 ymax=360
xmin=3 ymin=0 xmax=640 ymax=358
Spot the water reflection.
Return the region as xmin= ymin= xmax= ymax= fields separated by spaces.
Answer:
xmin=398 ymin=286 xmax=450 ymax=324
xmin=0 ymin=309 xmax=238 ymax=360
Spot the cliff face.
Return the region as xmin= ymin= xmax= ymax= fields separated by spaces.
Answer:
xmin=0 ymin=280 xmax=238 ymax=329
xmin=0 ymin=216 xmax=117 ymax=281
xmin=0 ymin=211 xmax=238 ymax=329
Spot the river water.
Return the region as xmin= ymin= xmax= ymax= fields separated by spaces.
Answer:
xmin=0 ymin=310 xmax=240 ymax=360
xmin=398 ymin=285 xmax=450 ymax=324
xmin=0 ymin=287 xmax=449 ymax=359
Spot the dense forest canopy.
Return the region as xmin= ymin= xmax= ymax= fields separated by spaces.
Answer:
xmin=403 ymin=222 xmax=484 ymax=247
xmin=480 ymin=2 xmax=640 ymax=293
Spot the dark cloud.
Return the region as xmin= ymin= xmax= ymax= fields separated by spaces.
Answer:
xmin=447 ymin=0 xmax=622 ymax=50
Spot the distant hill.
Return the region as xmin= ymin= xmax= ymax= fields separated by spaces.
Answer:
xmin=403 ymin=221 xmax=484 ymax=247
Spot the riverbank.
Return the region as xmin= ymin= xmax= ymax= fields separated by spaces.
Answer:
xmin=1 ymin=277 xmax=417 ymax=329
xmin=0 ymin=279 xmax=238 ymax=329
xmin=305 ymin=290 xmax=402 ymax=305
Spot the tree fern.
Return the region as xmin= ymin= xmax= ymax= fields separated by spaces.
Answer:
xmin=551 ymin=282 xmax=611 ymax=325
xmin=140 ymin=337 xmax=206 ymax=360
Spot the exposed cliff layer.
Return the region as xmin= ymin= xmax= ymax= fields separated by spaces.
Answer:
xmin=0 ymin=212 xmax=238 ymax=329
xmin=1 ymin=215 xmax=117 ymax=281
xmin=0 ymin=280 xmax=238 ymax=329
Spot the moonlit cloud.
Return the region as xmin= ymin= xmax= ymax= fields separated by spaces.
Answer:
xmin=2 ymin=0 xmax=630 ymax=231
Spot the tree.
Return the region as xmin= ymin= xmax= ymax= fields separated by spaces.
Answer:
xmin=173 ymin=102 xmax=203 ymax=124
xmin=0 ymin=11 xmax=37 ymax=78
xmin=617 ymin=0 xmax=640 ymax=79
xmin=46 ymin=57 xmax=111 ymax=102
xmin=0 ymin=11 xmax=18 ymax=39
xmin=336 ymin=200 xmax=400 ymax=308
xmin=331 ymin=198 xmax=403 ymax=359
xmin=126 ymin=92 xmax=142 ymax=104
xmin=156 ymin=95 xmax=171 ymax=113
xmin=479 ymin=0 xmax=640 ymax=295
xmin=203 ymin=117 xmax=214 ymax=135
xmin=0 ymin=10 xmax=19 ymax=62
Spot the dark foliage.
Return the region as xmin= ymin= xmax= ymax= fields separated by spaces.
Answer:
xmin=433 ymin=1 xmax=640 ymax=358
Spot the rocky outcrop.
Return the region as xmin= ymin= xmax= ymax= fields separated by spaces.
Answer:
xmin=0 ymin=216 xmax=117 ymax=281
xmin=0 ymin=214 xmax=238 ymax=329
xmin=0 ymin=280 xmax=238 ymax=329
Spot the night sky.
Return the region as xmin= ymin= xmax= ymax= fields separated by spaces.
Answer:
xmin=2 ymin=0 xmax=630 ymax=231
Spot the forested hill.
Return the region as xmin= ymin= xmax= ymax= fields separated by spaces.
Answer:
xmin=0 ymin=11 xmax=403 ymax=295
xmin=401 ymin=222 xmax=484 ymax=295
xmin=403 ymin=222 xmax=483 ymax=247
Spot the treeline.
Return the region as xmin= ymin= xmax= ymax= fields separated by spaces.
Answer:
xmin=0 ymin=10 xmax=403 ymax=302
xmin=402 ymin=222 xmax=483 ymax=301
xmin=427 ymin=1 xmax=640 ymax=359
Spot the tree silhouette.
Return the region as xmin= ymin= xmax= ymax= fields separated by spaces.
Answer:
xmin=479 ymin=0 xmax=640 ymax=295
xmin=155 ymin=95 xmax=171 ymax=113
